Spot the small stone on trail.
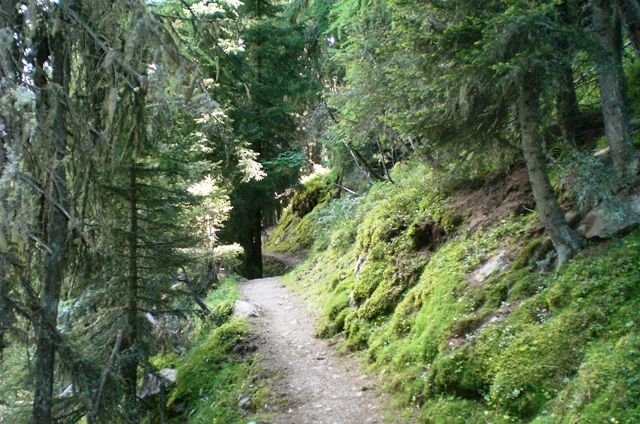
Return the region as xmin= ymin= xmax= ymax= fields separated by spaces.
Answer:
xmin=238 ymin=395 xmax=251 ymax=410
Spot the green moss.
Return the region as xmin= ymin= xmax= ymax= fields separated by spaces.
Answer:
xmin=263 ymin=256 xmax=288 ymax=277
xmin=418 ymin=397 xmax=498 ymax=424
xmin=429 ymin=346 xmax=488 ymax=399
xmin=541 ymin=334 xmax=640 ymax=423
xmin=274 ymin=160 xmax=640 ymax=423
xmin=266 ymin=172 xmax=334 ymax=254
xmin=511 ymin=238 xmax=544 ymax=270
xmin=161 ymin=278 xmax=268 ymax=423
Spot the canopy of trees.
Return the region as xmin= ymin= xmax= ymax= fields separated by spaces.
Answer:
xmin=1 ymin=0 xmax=639 ymax=422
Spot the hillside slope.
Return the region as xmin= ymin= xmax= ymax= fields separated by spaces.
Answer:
xmin=267 ymin=162 xmax=640 ymax=423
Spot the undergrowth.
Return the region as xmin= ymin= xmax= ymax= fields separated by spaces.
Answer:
xmin=274 ymin=161 xmax=640 ymax=423
xmin=155 ymin=277 xmax=268 ymax=424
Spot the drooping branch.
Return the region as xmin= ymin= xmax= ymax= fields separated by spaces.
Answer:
xmin=179 ymin=269 xmax=212 ymax=317
xmin=89 ymin=329 xmax=124 ymax=423
xmin=18 ymin=173 xmax=98 ymax=252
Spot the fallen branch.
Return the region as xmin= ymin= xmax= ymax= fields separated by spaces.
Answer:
xmin=334 ymin=184 xmax=361 ymax=197
xmin=179 ymin=269 xmax=212 ymax=317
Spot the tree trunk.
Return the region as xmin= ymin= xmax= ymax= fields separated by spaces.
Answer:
xmin=0 ymin=256 xmax=5 ymax=363
xmin=520 ymin=77 xmax=583 ymax=268
xmin=556 ymin=61 xmax=580 ymax=146
xmin=125 ymin=159 xmax=139 ymax=404
xmin=244 ymin=208 xmax=263 ymax=279
xmin=593 ymin=0 xmax=639 ymax=180
xmin=33 ymin=23 xmax=69 ymax=424
xmin=616 ymin=0 xmax=640 ymax=60
xmin=0 ymin=0 xmax=18 ymax=363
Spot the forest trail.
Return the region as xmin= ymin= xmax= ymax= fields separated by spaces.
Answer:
xmin=238 ymin=276 xmax=388 ymax=424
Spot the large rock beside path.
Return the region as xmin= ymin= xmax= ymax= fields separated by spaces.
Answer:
xmin=577 ymin=192 xmax=640 ymax=239
xmin=233 ymin=300 xmax=260 ymax=317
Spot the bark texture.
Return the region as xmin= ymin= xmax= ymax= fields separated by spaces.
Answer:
xmin=593 ymin=0 xmax=639 ymax=180
xmin=33 ymin=22 xmax=70 ymax=424
xmin=125 ymin=159 xmax=139 ymax=404
xmin=123 ymin=88 xmax=146 ymax=408
xmin=519 ymin=77 xmax=583 ymax=267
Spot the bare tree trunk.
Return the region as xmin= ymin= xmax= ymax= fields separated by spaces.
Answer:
xmin=33 ymin=22 xmax=69 ymax=424
xmin=593 ymin=0 xmax=639 ymax=180
xmin=0 ymin=256 xmax=5 ymax=363
xmin=125 ymin=158 xmax=139 ymax=404
xmin=89 ymin=329 xmax=124 ymax=423
xmin=122 ymin=87 xmax=146 ymax=412
xmin=245 ymin=208 xmax=263 ymax=279
xmin=375 ymin=132 xmax=394 ymax=184
xmin=520 ymin=77 xmax=583 ymax=268
xmin=616 ymin=0 xmax=640 ymax=60
xmin=556 ymin=61 xmax=580 ymax=146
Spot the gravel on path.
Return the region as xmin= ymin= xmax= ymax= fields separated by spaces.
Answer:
xmin=238 ymin=276 xmax=386 ymax=424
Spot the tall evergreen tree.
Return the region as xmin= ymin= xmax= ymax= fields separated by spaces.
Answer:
xmin=30 ymin=6 xmax=71 ymax=422
xmin=214 ymin=0 xmax=320 ymax=278
xmin=0 ymin=0 xmax=245 ymax=421
xmin=592 ymin=0 xmax=639 ymax=180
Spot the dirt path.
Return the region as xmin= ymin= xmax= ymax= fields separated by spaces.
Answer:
xmin=238 ymin=276 xmax=387 ymax=424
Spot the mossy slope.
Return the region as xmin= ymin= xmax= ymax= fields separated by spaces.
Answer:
xmin=273 ymin=162 xmax=640 ymax=423
xmin=159 ymin=279 xmax=269 ymax=423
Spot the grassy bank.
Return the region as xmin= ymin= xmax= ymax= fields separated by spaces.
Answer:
xmin=155 ymin=278 xmax=269 ymax=424
xmin=271 ymin=162 xmax=640 ymax=423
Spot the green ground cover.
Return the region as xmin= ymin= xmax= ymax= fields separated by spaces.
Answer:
xmin=273 ymin=162 xmax=640 ymax=423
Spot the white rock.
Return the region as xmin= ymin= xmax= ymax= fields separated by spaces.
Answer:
xmin=138 ymin=368 xmax=177 ymax=399
xmin=158 ymin=368 xmax=177 ymax=384
xmin=233 ymin=300 xmax=260 ymax=317
xmin=475 ymin=251 xmax=509 ymax=282
xmin=238 ymin=395 xmax=251 ymax=409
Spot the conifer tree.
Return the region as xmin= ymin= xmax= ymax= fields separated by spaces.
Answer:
xmin=213 ymin=0 xmax=320 ymax=278
xmin=0 ymin=0 xmax=245 ymax=421
xmin=592 ymin=0 xmax=639 ymax=180
xmin=30 ymin=6 xmax=71 ymax=422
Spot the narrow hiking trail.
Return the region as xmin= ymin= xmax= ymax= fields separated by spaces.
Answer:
xmin=238 ymin=276 xmax=388 ymax=424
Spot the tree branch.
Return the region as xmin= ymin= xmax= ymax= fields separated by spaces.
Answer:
xmin=334 ymin=183 xmax=361 ymax=197
xmin=89 ymin=329 xmax=124 ymax=423
xmin=18 ymin=173 xmax=98 ymax=252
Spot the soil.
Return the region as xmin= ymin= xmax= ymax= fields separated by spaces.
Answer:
xmin=447 ymin=166 xmax=537 ymax=232
xmin=238 ymin=276 xmax=392 ymax=424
